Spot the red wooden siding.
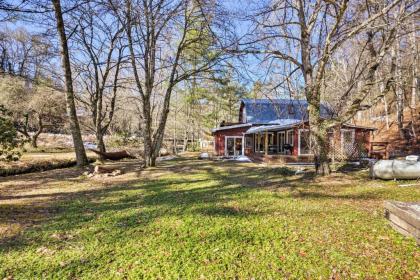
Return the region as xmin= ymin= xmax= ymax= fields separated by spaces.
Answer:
xmin=214 ymin=127 xmax=249 ymax=156
xmin=213 ymin=125 xmax=373 ymax=158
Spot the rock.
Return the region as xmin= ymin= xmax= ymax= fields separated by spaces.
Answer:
xmin=111 ymin=169 xmax=122 ymax=176
xmin=406 ymin=155 xmax=419 ymax=161
xmin=87 ymin=165 xmax=123 ymax=177
xmin=235 ymin=155 xmax=251 ymax=162
xmin=295 ymin=169 xmax=305 ymax=175
xmin=160 ymin=148 xmax=169 ymax=156
xmin=199 ymin=152 xmax=210 ymax=159
xmin=94 ymin=165 xmax=115 ymax=174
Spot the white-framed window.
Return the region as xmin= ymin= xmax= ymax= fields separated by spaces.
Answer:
xmin=278 ymin=131 xmax=286 ymax=153
xmin=254 ymin=132 xmax=274 ymax=153
xmin=254 ymin=133 xmax=264 ymax=152
xmin=286 ymin=129 xmax=294 ymax=145
xmin=225 ymin=136 xmax=244 ymax=157
xmin=298 ymin=129 xmax=313 ymax=155
xmin=245 ymin=135 xmax=253 ymax=148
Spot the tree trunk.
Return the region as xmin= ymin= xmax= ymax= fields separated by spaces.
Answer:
xmin=143 ymin=125 xmax=154 ymax=167
xmin=308 ymin=103 xmax=331 ymax=176
xmin=391 ymin=44 xmax=405 ymax=140
xmin=410 ymin=19 xmax=418 ymax=144
xmin=52 ymin=0 xmax=88 ymax=166
xmin=182 ymin=131 xmax=188 ymax=152
xmin=411 ymin=18 xmax=418 ymax=110
xmin=31 ymin=137 xmax=38 ymax=148
xmin=30 ymin=129 xmax=42 ymax=148
xmin=30 ymin=115 xmax=44 ymax=149
xmin=96 ymin=131 xmax=106 ymax=160
xmin=297 ymin=0 xmax=330 ymax=176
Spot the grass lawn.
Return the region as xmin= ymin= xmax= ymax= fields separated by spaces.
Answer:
xmin=0 ymin=155 xmax=419 ymax=279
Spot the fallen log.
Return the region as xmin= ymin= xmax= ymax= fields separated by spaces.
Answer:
xmin=89 ymin=149 xmax=136 ymax=160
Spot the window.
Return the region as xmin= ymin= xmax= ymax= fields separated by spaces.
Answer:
xmin=254 ymin=132 xmax=274 ymax=153
xmin=245 ymin=135 xmax=253 ymax=148
xmin=298 ymin=129 xmax=312 ymax=155
xmin=288 ymin=104 xmax=295 ymax=115
xmin=278 ymin=131 xmax=286 ymax=153
xmin=254 ymin=133 xmax=264 ymax=152
xmin=225 ymin=136 xmax=243 ymax=156
xmin=286 ymin=130 xmax=294 ymax=145
xmin=268 ymin=133 xmax=275 ymax=145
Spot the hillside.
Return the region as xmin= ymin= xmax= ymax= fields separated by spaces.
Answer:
xmin=356 ymin=106 xmax=420 ymax=157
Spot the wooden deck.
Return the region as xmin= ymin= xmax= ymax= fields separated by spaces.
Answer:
xmin=249 ymin=154 xmax=314 ymax=164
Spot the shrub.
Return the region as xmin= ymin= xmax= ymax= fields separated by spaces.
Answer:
xmin=0 ymin=105 xmax=23 ymax=161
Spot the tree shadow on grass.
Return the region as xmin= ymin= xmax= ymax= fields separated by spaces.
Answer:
xmin=0 ymin=157 xmax=382 ymax=254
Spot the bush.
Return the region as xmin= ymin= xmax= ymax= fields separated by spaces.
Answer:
xmin=0 ymin=105 xmax=23 ymax=161
xmin=107 ymin=132 xmax=141 ymax=148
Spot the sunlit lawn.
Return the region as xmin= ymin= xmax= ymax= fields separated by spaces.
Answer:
xmin=0 ymin=156 xmax=419 ymax=279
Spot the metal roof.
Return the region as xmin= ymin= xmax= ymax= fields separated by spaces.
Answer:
xmin=245 ymin=120 xmax=302 ymax=134
xmin=240 ymin=98 xmax=333 ymax=124
xmin=342 ymin=123 xmax=377 ymax=130
xmin=211 ymin=123 xmax=252 ymax=133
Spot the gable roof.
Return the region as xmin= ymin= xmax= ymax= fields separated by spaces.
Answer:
xmin=240 ymin=98 xmax=333 ymax=124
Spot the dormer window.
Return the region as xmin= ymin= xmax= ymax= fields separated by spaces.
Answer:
xmin=288 ymin=104 xmax=295 ymax=115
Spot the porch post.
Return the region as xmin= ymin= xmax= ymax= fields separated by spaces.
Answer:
xmin=265 ymin=130 xmax=268 ymax=156
xmin=242 ymin=135 xmax=245 ymax=156
xmin=257 ymin=133 xmax=260 ymax=153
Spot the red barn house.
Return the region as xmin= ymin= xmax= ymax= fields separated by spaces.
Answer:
xmin=212 ymin=99 xmax=375 ymax=162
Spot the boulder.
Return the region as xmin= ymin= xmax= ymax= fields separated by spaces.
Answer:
xmin=92 ymin=165 xmax=123 ymax=177
xmin=160 ymin=148 xmax=170 ymax=156
xmin=198 ymin=152 xmax=210 ymax=159
xmin=94 ymin=165 xmax=115 ymax=174
xmin=406 ymin=155 xmax=419 ymax=161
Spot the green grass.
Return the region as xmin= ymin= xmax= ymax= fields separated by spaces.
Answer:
xmin=0 ymin=157 xmax=419 ymax=279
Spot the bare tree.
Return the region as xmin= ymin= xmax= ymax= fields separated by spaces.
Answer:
xmin=70 ymin=2 xmax=125 ymax=156
xmin=110 ymin=0 xmax=231 ymax=167
xmin=52 ymin=0 xmax=88 ymax=165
